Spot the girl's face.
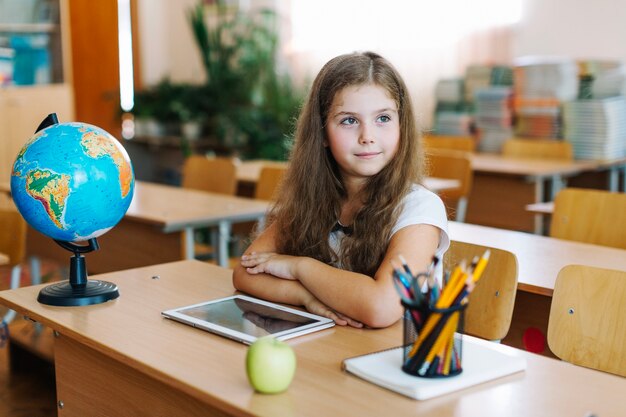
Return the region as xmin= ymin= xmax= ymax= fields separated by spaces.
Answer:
xmin=325 ymin=84 xmax=400 ymax=185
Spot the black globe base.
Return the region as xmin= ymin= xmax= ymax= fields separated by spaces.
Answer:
xmin=37 ymin=237 xmax=119 ymax=307
xmin=37 ymin=280 xmax=119 ymax=306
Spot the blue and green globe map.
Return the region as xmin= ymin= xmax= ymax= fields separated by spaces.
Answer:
xmin=10 ymin=122 xmax=134 ymax=242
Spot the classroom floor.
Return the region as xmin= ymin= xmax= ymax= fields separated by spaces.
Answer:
xmin=0 ymin=259 xmax=63 ymax=417
xmin=0 ymin=338 xmax=57 ymax=417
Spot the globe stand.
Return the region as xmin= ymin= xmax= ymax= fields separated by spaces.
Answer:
xmin=37 ymin=238 xmax=120 ymax=306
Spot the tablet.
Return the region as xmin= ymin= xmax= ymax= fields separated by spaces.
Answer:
xmin=161 ymin=295 xmax=335 ymax=344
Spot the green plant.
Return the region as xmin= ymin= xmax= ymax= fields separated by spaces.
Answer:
xmin=188 ymin=1 xmax=303 ymax=160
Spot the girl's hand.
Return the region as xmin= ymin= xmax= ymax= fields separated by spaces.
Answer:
xmin=302 ymin=293 xmax=363 ymax=328
xmin=240 ymin=252 xmax=298 ymax=280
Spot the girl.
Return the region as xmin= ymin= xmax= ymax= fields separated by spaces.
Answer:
xmin=233 ymin=52 xmax=449 ymax=328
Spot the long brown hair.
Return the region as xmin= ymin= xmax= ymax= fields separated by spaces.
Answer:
xmin=268 ymin=51 xmax=424 ymax=276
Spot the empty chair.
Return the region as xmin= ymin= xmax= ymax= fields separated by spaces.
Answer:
xmin=254 ymin=166 xmax=287 ymax=200
xmin=502 ymin=138 xmax=573 ymax=160
xmin=550 ymin=188 xmax=626 ymax=249
xmin=443 ymin=240 xmax=518 ymax=341
xmin=231 ymin=165 xmax=288 ymax=253
xmin=425 ymin=151 xmax=473 ymax=222
xmin=423 ymin=135 xmax=476 ymax=152
xmin=0 ymin=205 xmax=27 ymax=324
xmin=548 ymin=265 xmax=626 ymax=377
xmin=180 ymin=155 xmax=239 ymax=261
xmin=181 ymin=155 xmax=238 ymax=195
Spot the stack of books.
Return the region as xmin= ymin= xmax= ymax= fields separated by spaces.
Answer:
xmin=464 ymin=65 xmax=513 ymax=102
xmin=513 ymin=56 xmax=579 ymax=138
xmin=579 ymin=60 xmax=626 ymax=99
xmin=433 ymin=78 xmax=473 ymax=136
xmin=473 ymin=86 xmax=514 ymax=152
xmin=563 ymin=96 xmax=626 ymax=159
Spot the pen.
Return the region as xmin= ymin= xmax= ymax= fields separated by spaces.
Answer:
xmin=398 ymin=254 xmax=413 ymax=276
xmin=391 ymin=262 xmax=414 ymax=298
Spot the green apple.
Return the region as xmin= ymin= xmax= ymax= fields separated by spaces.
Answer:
xmin=246 ymin=336 xmax=296 ymax=394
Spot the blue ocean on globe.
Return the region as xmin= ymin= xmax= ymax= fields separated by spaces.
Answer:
xmin=10 ymin=122 xmax=135 ymax=242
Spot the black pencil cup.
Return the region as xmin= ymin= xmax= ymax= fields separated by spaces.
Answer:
xmin=401 ymin=300 xmax=466 ymax=378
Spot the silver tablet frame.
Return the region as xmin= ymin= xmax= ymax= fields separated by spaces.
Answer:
xmin=161 ymin=294 xmax=335 ymax=344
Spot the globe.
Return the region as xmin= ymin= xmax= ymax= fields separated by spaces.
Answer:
xmin=10 ymin=121 xmax=135 ymax=243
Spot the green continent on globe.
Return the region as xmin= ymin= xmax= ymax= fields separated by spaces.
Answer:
xmin=25 ymin=169 xmax=71 ymax=229
xmin=80 ymin=130 xmax=132 ymax=198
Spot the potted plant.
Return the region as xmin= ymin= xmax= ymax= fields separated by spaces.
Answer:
xmin=187 ymin=0 xmax=303 ymax=160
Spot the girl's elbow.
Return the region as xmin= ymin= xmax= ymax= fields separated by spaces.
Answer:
xmin=231 ymin=266 xmax=248 ymax=292
xmin=360 ymin=302 xmax=403 ymax=329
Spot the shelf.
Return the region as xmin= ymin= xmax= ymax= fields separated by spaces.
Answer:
xmin=0 ymin=23 xmax=58 ymax=33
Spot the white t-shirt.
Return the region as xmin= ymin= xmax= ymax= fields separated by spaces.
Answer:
xmin=329 ymin=184 xmax=450 ymax=280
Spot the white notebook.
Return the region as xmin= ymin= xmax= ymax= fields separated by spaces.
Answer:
xmin=342 ymin=335 xmax=526 ymax=400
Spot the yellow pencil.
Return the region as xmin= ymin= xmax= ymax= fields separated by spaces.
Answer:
xmin=471 ymin=249 xmax=491 ymax=283
xmin=418 ymin=312 xmax=458 ymax=375
xmin=407 ymin=263 xmax=468 ymax=358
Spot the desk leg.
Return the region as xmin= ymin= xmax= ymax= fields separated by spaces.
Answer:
xmin=550 ymin=174 xmax=565 ymax=200
xmin=217 ymin=221 xmax=231 ymax=267
xmin=183 ymin=227 xmax=195 ymax=260
xmin=608 ymin=167 xmax=619 ymax=192
xmin=533 ymin=179 xmax=545 ymax=235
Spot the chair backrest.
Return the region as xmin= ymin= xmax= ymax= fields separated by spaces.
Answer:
xmin=425 ymin=151 xmax=473 ymax=221
xmin=0 ymin=206 xmax=27 ymax=267
xmin=550 ymin=188 xmax=626 ymax=249
xmin=423 ymin=135 xmax=476 ymax=152
xmin=181 ymin=155 xmax=238 ymax=195
xmin=502 ymin=138 xmax=573 ymax=160
xmin=548 ymin=265 xmax=626 ymax=377
xmin=254 ymin=166 xmax=287 ymax=201
xmin=444 ymin=240 xmax=518 ymax=341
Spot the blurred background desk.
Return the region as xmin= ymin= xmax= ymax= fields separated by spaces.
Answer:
xmin=26 ymin=181 xmax=270 ymax=273
xmin=237 ymin=159 xmax=461 ymax=196
xmin=466 ymin=153 xmax=598 ymax=233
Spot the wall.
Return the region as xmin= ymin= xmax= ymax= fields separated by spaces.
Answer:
xmin=512 ymin=0 xmax=626 ymax=63
xmin=135 ymin=1 xmax=626 ymax=128
xmin=137 ymin=0 xmax=204 ymax=85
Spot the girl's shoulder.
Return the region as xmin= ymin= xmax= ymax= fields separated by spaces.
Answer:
xmin=396 ymin=183 xmax=447 ymax=222
xmin=404 ymin=183 xmax=442 ymax=204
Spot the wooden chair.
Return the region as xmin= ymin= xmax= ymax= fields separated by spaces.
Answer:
xmin=502 ymin=138 xmax=573 ymax=160
xmin=550 ymin=188 xmax=626 ymax=249
xmin=254 ymin=166 xmax=287 ymax=200
xmin=180 ymin=156 xmax=239 ymax=261
xmin=0 ymin=206 xmax=27 ymax=324
xmin=425 ymin=151 xmax=473 ymax=222
xmin=444 ymin=240 xmax=518 ymax=341
xmin=231 ymin=165 xmax=288 ymax=255
xmin=423 ymin=135 xmax=476 ymax=153
xmin=548 ymin=265 xmax=626 ymax=377
xmin=181 ymin=155 xmax=238 ymax=195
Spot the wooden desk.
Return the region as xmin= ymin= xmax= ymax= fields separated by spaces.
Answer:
xmin=1 ymin=260 xmax=624 ymax=417
xmin=26 ymin=181 xmax=270 ymax=272
xmin=449 ymin=221 xmax=626 ymax=296
xmin=0 ymin=181 xmax=8 ymax=193
xmin=597 ymin=157 xmax=626 ymax=192
xmin=468 ymin=154 xmax=598 ymax=233
xmin=237 ymin=160 xmax=461 ymax=194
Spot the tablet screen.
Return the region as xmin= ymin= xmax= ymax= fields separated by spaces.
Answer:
xmin=177 ymin=297 xmax=318 ymax=337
